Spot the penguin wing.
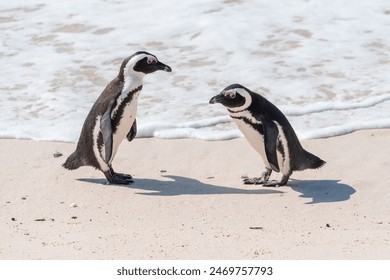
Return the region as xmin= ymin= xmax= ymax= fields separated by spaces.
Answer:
xmin=126 ymin=119 xmax=137 ymax=142
xmin=100 ymin=99 xmax=115 ymax=163
xmin=262 ymin=119 xmax=280 ymax=172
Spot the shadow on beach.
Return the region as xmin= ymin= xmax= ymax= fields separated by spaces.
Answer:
xmin=78 ymin=175 xmax=283 ymax=196
xmin=289 ymin=179 xmax=356 ymax=204
xmin=77 ymin=176 xmax=355 ymax=203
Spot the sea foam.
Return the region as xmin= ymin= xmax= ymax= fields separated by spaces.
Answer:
xmin=0 ymin=0 xmax=389 ymax=142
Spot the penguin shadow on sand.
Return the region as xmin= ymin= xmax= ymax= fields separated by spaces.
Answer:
xmin=77 ymin=176 xmax=355 ymax=202
xmin=288 ymin=179 xmax=356 ymax=204
xmin=77 ymin=175 xmax=283 ymax=196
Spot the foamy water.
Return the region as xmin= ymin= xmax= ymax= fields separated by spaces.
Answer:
xmin=1 ymin=0 xmax=389 ymax=142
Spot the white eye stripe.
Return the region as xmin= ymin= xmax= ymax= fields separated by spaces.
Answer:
xmin=227 ymin=88 xmax=252 ymax=112
xmin=125 ymin=54 xmax=158 ymax=76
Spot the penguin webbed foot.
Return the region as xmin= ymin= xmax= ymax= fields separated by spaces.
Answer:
xmin=104 ymin=169 xmax=134 ymax=185
xmin=243 ymin=177 xmax=267 ymax=185
xmin=262 ymin=181 xmax=284 ymax=187
xmin=113 ymin=171 xmax=133 ymax=180
xmin=107 ymin=175 xmax=134 ymax=185
xmin=262 ymin=175 xmax=290 ymax=187
xmin=243 ymin=168 xmax=272 ymax=185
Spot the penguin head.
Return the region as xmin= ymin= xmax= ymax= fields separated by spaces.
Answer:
xmin=209 ymin=84 xmax=252 ymax=112
xmin=119 ymin=51 xmax=172 ymax=80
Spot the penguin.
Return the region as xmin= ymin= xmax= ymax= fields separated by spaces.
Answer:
xmin=209 ymin=84 xmax=325 ymax=186
xmin=63 ymin=51 xmax=172 ymax=184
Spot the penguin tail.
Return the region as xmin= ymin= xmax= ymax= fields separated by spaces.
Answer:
xmin=301 ymin=150 xmax=326 ymax=170
xmin=62 ymin=151 xmax=83 ymax=170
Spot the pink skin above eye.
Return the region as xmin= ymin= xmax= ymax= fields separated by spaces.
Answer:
xmin=147 ymin=58 xmax=157 ymax=64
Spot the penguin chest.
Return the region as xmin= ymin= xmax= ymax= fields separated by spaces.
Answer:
xmin=108 ymin=93 xmax=139 ymax=162
xmin=112 ymin=97 xmax=138 ymax=141
xmin=114 ymin=98 xmax=138 ymax=138
xmin=231 ymin=113 xmax=290 ymax=174
xmin=232 ymin=118 xmax=269 ymax=169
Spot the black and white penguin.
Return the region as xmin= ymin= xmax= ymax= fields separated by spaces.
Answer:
xmin=209 ymin=84 xmax=325 ymax=186
xmin=63 ymin=51 xmax=172 ymax=184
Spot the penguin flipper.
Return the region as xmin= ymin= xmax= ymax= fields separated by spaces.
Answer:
xmin=100 ymin=100 xmax=115 ymax=163
xmin=262 ymin=119 xmax=280 ymax=172
xmin=126 ymin=119 xmax=137 ymax=142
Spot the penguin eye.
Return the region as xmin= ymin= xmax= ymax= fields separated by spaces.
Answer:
xmin=229 ymin=92 xmax=236 ymax=99
xmin=147 ymin=58 xmax=156 ymax=64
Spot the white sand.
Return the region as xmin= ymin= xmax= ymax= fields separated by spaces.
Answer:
xmin=1 ymin=129 xmax=389 ymax=259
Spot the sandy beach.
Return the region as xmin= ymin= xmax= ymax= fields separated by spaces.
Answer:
xmin=1 ymin=129 xmax=389 ymax=259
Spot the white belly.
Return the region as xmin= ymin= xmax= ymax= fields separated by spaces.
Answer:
xmin=232 ymin=116 xmax=291 ymax=175
xmin=233 ymin=118 xmax=270 ymax=169
xmin=110 ymin=96 xmax=139 ymax=164
xmin=92 ymin=93 xmax=139 ymax=170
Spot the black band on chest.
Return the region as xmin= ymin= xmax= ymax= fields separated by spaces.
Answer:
xmin=111 ymin=85 xmax=143 ymax=134
xmin=231 ymin=115 xmax=264 ymax=135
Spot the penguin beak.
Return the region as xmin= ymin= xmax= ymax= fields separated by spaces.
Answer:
xmin=156 ymin=61 xmax=172 ymax=72
xmin=209 ymin=93 xmax=224 ymax=104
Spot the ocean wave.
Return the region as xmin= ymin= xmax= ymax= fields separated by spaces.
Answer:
xmin=298 ymin=118 xmax=390 ymax=139
xmin=281 ymin=94 xmax=390 ymax=116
